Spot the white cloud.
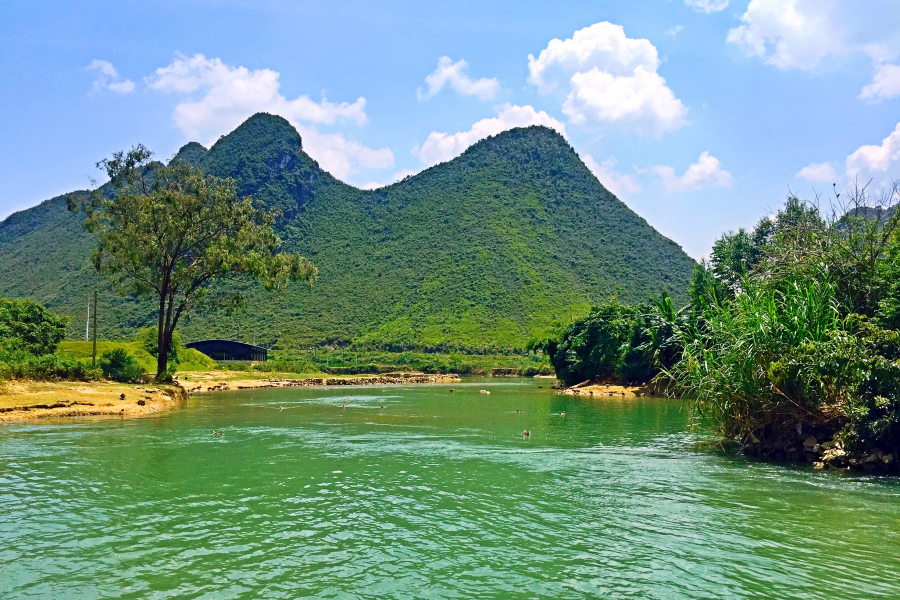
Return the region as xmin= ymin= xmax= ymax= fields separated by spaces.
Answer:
xmin=564 ymin=66 xmax=687 ymax=134
xmin=727 ymin=0 xmax=838 ymax=70
xmin=296 ymin=125 xmax=394 ymax=180
xmin=666 ymin=26 xmax=684 ymax=37
xmin=653 ymin=151 xmax=733 ymax=192
xmin=361 ymin=169 xmax=419 ymax=190
xmin=86 ymin=59 xmax=135 ymax=94
xmin=686 ymin=0 xmax=729 ymax=14
xmin=146 ymin=54 xmax=391 ymax=180
xmin=860 ymin=63 xmax=900 ymax=100
xmin=412 ymin=104 xmax=567 ymax=167
xmin=727 ymin=1 xmax=900 ymax=100
xmin=527 ymin=22 xmax=687 ymax=135
xmin=583 ymin=155 xmax=642 ymax=198
xmin=846 ymin=122 xmax=900 ymax=178
xmin=418 ymin=57 xmax=499 ymax=101
xmin=797 ymin=162 xmax=838 ymax=182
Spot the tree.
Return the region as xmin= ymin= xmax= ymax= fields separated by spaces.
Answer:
xmin=0 ymin=298 xmax=69 ymax=356
xmin=69 ymin=145 xmax=317 ymax=380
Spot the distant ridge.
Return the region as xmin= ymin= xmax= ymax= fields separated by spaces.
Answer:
xmin=0 ymin=113 xmax=695 ymax=352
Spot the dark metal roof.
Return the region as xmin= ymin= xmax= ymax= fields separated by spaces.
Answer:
xmin=185 ymin=339 xmax=267 ymax=351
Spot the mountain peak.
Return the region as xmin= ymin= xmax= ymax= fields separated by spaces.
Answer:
xmin=170 ymin=142 xmax=208 ymax=165
xmin=212 ymin=113 xmax=303 ymax=154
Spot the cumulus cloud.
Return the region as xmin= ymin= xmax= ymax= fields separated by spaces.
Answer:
xmin=583 ymin=155 xmax=642 ymax=198
xmin=296 ymin=125 xmax=394 ymax=180
xmin=797 ymin=162 xmax=838 ymax=182
xmin=527 ymin=22 xmax=687 ymax=135
xmin=653 ymin=151 xmax=733 ymax=192
xmin=146 ymin=54 xmax=391 ymax=180
xmin=412 ymin=104 xmax=567 ymax=167
xmin=860 ymin=63 xmax=900 ymax=100
xmin=361 ymin=169 xmax=419 ymax=190
xmin=418 ymin=57 xmax=499 ymax=101
xmin=846 ymin=122 xmax=900 ymax=178
xmin=86 ymin=59 xmax=135 ymax=94
xmin=727 ymin=0 xmax=900 ymax=99
xmin=727 ymin=0 xmax=838 ymax=70
xmin=685 ymin=0 xmax=729 ymax=14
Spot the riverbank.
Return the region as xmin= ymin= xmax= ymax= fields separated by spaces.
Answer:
xmin=0 ymin=371 xmax=461 ymax=423
xmin=559 ymin=381 xmax=667 ymax=398
xmin=0 ymin=380 xmax=187 ymax=422
xmin=178 ymin=370 xmax=461 ymax=393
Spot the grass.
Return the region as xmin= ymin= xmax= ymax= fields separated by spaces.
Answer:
xmin=57 ymin=341 xmax=217 ymax=373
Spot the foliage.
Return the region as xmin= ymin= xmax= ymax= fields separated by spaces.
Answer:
xmin=256 ymin=348 xmax=552 ymax=376
xmin=68 ymin=142 xmax=316 ymax=379
xmin=99 ymin=348 xmax=145 ymax=383
xmin=546 ymin=294 xmax=683 ymax=386
xmin=671 ymin=182 xmax=900 ymax=449
xmin=135 ymin=326 xmax=184 ymax=365
xmin=0 ymin=113 xmax=695 ymax=354
xmin=0 ymin=351 xmax=101 ymax=382
xmin=0 ymin=297 xmax=69 ymax=355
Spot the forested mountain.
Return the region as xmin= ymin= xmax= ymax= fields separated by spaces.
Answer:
xmin=0 ymin=113 xmax=695 ymax=352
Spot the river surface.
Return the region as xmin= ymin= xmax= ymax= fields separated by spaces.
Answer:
xmin=1 ymin=378 xmax=899 ymax=599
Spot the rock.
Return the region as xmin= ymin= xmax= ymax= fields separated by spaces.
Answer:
xmin=883 ymin=453 xmax=895 ymax=464
xmin=813 ymin=461 xmax=825 ymax=469
xmin=137 ymin=400 xmax=146 ymax=406
xmin=803 ymin=435 xmax=817 ymax=448
xmin=820 ymin=441 xmax=835 ymax=450
xmin=862 ymin=453 xmax=879 ymax=464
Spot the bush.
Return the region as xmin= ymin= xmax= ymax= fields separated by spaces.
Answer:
xmin=0 ymin=352 xmax=101 ymax=382
xmin=99 ymin=348 xmax=145 ymax=383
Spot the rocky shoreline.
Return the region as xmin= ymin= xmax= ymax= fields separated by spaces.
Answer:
xmin=742 ymin=427 xmax=898 ymax=474
xmin=183 ymin=372 xmax=460 ymax=393
xmin=558 ymin=380 xmax=669 ymax=398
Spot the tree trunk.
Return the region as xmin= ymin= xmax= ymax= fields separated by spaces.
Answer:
xmin=156 ymin=311 xmax=168 ymax=380
xmin=156 ymin=279 xmax=170 ymax=381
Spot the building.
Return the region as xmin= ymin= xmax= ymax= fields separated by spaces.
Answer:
xmin=185 ymin=339 xmax=268 ymax=362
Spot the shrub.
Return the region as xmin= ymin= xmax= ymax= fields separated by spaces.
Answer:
xmin=99 ymin=348 xmax=145 ymax=383
xmin=0 ymin=352 xmax=101 ymax=381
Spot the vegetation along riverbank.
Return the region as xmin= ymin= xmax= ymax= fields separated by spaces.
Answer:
xmin=538 ymin=183 xmax=900 ymax=474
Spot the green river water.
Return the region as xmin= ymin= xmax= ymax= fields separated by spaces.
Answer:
xmin=1 ymin=378 xmax=899 ymax=599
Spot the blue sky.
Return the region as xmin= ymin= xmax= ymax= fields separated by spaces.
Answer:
xmin=2 ymin=0 xmax=900 ymax=257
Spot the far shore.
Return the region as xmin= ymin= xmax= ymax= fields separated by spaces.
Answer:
xmin=559 ymin=381 xmax=669 ymax=398
xmin=0 ymin=370 xmax=461 ymax=423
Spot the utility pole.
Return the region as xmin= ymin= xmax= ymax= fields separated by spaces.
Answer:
xmin=86 ymin=298 xmax=91 ymax=341
xmin=92 ymin=291 xmax=98 ymax=365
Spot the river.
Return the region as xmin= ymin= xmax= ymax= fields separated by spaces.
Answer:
xmin=1 ymin=378 xmax=899 ymax=598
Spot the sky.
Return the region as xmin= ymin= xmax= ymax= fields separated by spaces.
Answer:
xmin=2 ymin=0 xmax=900 ymax=258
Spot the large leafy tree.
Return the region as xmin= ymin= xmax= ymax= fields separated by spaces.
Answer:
xmin=69 ymin=145 xmax=316 ymax=380
xmin=0 ymin=298 xmax=69 ymax=356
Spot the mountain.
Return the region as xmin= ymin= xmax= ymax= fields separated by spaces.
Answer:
xmin=0 ymin=113 xmax=696 ymax=352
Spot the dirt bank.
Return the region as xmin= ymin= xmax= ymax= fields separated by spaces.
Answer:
xmin=0 ymin=371 xmax=461 ymax=423
xmin=0 ymin=381 xmax=186 ymax=422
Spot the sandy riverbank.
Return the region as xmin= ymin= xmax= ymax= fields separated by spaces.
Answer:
xmin=0 ymin=371 xmax=461 ymax=423
xmin=559 ymin=381 xmax=668 ymax=398
xmin=0 ymin=380 xmax=186 ymax=422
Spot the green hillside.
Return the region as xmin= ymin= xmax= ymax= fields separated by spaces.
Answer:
xmin=0 ymin=113 xmax=695 ymax=352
